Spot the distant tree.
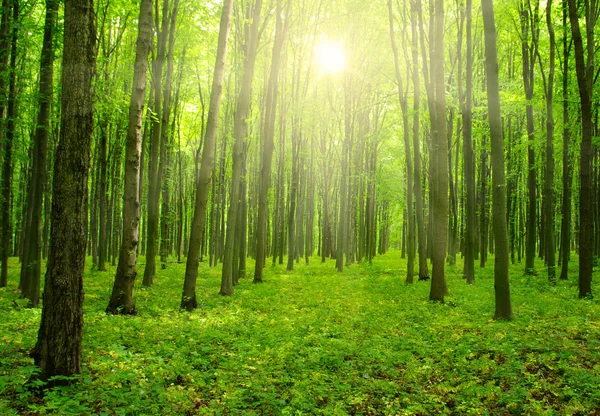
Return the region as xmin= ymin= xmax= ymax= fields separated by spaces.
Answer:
xmin=33 ymin=0 xmax=97 ymax=382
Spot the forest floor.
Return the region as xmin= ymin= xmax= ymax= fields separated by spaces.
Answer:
xmin=1 ymin=252 xmax=599 ymax=415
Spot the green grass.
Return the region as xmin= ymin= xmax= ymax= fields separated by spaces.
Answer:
xmin=1 ymin=252 xmax=599 ymax=415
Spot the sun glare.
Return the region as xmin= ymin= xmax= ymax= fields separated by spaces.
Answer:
xmin=315 ymin=39 xmax=346 ymax=75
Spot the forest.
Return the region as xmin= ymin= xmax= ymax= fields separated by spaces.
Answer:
xmin=0 ymin=0 xmax=599 ymax=413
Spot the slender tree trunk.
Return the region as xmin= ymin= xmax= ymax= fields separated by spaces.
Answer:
xmin=481 ymin=0 xmax=513 ymax=319
xmin=106 ymin=0 xmax=152 ymax=315
xmin=543 ymin=0 xmax=556 ymax=281
xmin=411 ymin=3 xmax=429 ymax=281
xmin=33 ymin=0 xmax=96 ymax=382
xmin=254 ymin=0 xmax=285 ymax=283
xmin=462 ymin=0 xmax=475 ymax=283
xmin=221 ymin=0 xmax=262 ymax=295
xmin=143 ymin=0 xmax=170 ymax=286
xmin=19 ymin=0 xmax=57 ymax=305
xmin=559 ymin=0 xmax=570 ymax=280
xmin=388 ymin=0 xmax=414 ymax=283
xmin=181 ymin=0 xmax=233 ymax=309
xmin=0 ymin=0 xmax=11 ymax=288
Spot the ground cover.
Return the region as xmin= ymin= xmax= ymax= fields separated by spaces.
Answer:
xmin=1 ymin=253 xmax=599 ymax=415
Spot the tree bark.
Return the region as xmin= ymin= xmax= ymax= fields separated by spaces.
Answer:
xmin=254 ymin=0 xmax=285 ymax=283
xmin=567 ymin=0 xmax=594 ymax=298
xmin=221 ymin=0 xmax=262 ymax=295
xmin=106 ymin=0 xmax=152 ymax=315
xmin=0 ymin=0 xmax=11 ymax=288
xmin=429 ymin=0 xmax=448 ymax=302
xmin=33 ymin=0 xmax=96 ymax=382
xmin=181 ymin=0 xmax=233 ymax=309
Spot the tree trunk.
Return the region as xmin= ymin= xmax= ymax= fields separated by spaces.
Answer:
xmin=143 ymin=0 xmax=170 ymax=286
xmin=411 ymin=3 xmax=429 ymax=281
xmin=481 ymin=0 xmax=513 ymax=319
xmin=253 ymin=0 xmax=285 ymax=283
xmin=559 ymin=0 xmax=570 ymax=280
xmin=567 ymin=0 xmax=594 ymax=298
xmin=429 ymin=0 xmax=448 ymax=302
xmin=181 ymin=0 xmax=233 ymax=310
xmin=0 ymin=0 xmax=11 ymax=288
xmin=106 ymin=0 xmax=152 ymax=315
xmin=221 ymin=0 xmax=262 ymax=295
xmin=388 ymin=0 xmax=414 ymax=284
xmin=33 ymin=0 xmax=96 ymax=382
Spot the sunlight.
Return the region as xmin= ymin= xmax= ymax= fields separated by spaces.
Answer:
xmin=315 ymin=38 xmax=346 ymax=75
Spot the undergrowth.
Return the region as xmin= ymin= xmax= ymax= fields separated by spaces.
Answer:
xmin=1 ymin=253 xmax=599 ymax=415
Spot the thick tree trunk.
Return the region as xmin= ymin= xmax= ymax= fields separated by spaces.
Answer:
xmin=181 ymin=0 xmax=233 ymax=309
xmin=106 ymin=0 xmax=152 ymax=315
xmin=429 ymin=0 xmax=448 ymax=302
xmin=567 ymin=0 xmax=594 ymax=298
xmin=33 ymin=0 xmax=96 ymax=382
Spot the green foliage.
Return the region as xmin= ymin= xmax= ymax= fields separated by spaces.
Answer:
xmin=1 ymin=254 xmax=599 ymax=414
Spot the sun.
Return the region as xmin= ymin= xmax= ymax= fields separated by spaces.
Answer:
xmin=315 ymin=38 xmax=346 ymax=75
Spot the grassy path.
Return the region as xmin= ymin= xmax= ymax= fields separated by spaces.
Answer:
xmin=1 ymin=253 xmax=599 ymax=414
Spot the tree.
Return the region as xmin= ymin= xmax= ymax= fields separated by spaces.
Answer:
xmin=19 ymin=0 xmax=58 ymax=306
xmin=221 ymin=0 xmax=263 ymax=295
xmin=33 ymin=0 xmax=96 ymax=382
xmin=461 ymin=0 xmax=476 ymax=284
xmin=388 ymin=0 xmax=415 ymax=284
xmin=0 ymin=0 xmax=12 ymax=289
xmin=254 ymin=0 xmax=286 ymax=283
xmin=481 ymin=0 xmax=513 ymax=319
xmin=181 ymin=0 xmax=234 ymax=310
xmin=429 ymin=0 xmax=449 ymax=302
xmin=567 ymin=0 xmax=594 ymax=298
xmin=106 ymin=0 xmax=153 ymax=315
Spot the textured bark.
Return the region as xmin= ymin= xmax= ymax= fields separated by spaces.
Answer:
xmin=481 ymin=0 xmax=513 ymax=319
xmin=106 ymin=0 xmax=152 ymax=315
xmin=254 ymin=0 xmax=285 ymax=283
xmin=221 ymin=0 xmax=262 ymax=295
xmin=181 ymin=0 xmax=233 ymax=309
xmin=33 ymin=0 xmax=96 ymax=381
xmin=567 ymin=0 xmax=594 ymax=298
xmin=19 ymin=0 xmax=57 ymax=305
xmin=429 ymin=0 xmax=448 ymax=302
xmin=0 ymin=0 xmax=11 ymax=288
